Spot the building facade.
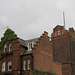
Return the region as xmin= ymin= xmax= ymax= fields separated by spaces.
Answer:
xmin=0 ymin=38 xmax=27 ymax=75
xmin=0 ymin=31 xmax=62 ymax=75
xmin=51 ymin=25 xmax=75 ymax=75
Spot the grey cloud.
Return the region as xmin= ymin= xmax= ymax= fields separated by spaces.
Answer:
xmin=0 ymin=0 xmax=75 ymax=40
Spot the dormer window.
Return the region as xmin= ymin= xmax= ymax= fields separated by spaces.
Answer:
xmin=27 ymin=42 xmax=35 ymax=50
xmin=4 ymin=44 xmax=7 ymax=52
xmin=9 ymin=43 xmax=12 ymax=51
xmin=57 ymin=30 xmax=60 ymax=36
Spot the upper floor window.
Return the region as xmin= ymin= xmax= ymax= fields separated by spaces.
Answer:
xmin=27 ymin=42 xmax=35 ymax=50
xmin=9 ymin=43 xmax=12 ymax=51
xmin=54 ymin=31 xmax=56 ymax=36
xmin=57 ymin=30 xmax=60 ymax=36
xmin=4 ymin=44 xmax=7 ymax=52
xmin=23 ymin=60 xmax=26 ymax=70
xmin=27 ymin=59 xmax=30 ymax=70
xmin=2 ymin=62 xmax=5 ymax=72
xmin=61 ymin=29 xmax=63 ymax=35
xmin=8 ymin=61 xmax=12 ymax=71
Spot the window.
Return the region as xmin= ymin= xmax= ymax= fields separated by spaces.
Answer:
xmin=28 ymin=42 xmax=35 ymax=50
xmin=2 ymin=62 xmax=5 ymax=71
xmin=4 ymin=44 xmax=7 ymax=52
xmin=57 ymin=30 xmax=60 ymax=36
xmin=9 ymin=43 xmax=12 ymax=51
xmin=27 ymin=59 xmax=30 ymax=70
xmin=23 ymin=60 xmax=26 ymax=70
xmin=54 ymin=31 xmax=56 ymax=36
xmin=61 ymin=29 xmax=63 ymax=34
xmin=8 ymin=61 xmax=12 ymax=71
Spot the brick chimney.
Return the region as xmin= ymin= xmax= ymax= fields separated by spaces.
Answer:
xmin=69 ymin=28 xmax=74 ymax=36
xmin=42 ymin=31 xmax=48 ymax=36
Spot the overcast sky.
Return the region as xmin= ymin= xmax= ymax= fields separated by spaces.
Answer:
xmin=0 ymin=0 xmax=75 ymax=40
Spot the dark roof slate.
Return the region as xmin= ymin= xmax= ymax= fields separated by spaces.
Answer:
xmin=21 ymin=50 xmax=32 ymax=56
xmin=18 ymin=38 xmax=27 ymax=48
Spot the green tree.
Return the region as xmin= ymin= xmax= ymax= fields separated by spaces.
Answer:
xmin=0 ymin=28 xmax=17 ymax=59
xmin=1 ymin=28 xmax=17 ymax=44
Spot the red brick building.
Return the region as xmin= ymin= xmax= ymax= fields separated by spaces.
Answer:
xmin=0 ymin=31 xmax=62 ymax=75
xmin=51 ymin=25 xmax=75 ymax=75
xmin=0 ymin=38 xmax=27 ymax=75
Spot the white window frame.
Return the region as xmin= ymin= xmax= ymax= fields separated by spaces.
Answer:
xmin=23 ymin=60 xmax=26 ymax=70
xmin=9 ymin=43 xmax=12 ymax=51
xmin=28 ymin=43 xmax=32 ymax=50
xmin=2 ymin=62 xmax=5 ymax=72
xmin=27 ymin=59 xmax=30 ymax=70
xmin=8 ymin=61 xmax=12 ymax=71
xmin=27 ymin=42 xmax=35 ymax=50
xmin=32 ymin=42 xmax=35 ymax=48
xmin=4 ymin=44 xmax=7 ymax=52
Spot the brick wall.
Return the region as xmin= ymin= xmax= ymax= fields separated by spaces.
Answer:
xmin=62 ymin=63 xmax=72 ymax=75
xmin=33 ymin=32 xmax=53 ymax=72
xmin=51 ymin=34 xmax=70 ymax=63
xmin=51 ymin=25 xmax=75 ymax=75
xmin=53 ymin=62 xmax=62 ymax=75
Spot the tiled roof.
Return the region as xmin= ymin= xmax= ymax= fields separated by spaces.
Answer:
xmin=21 ymin=50 xmax=32 ymax=56
xmin=18 ymin=38 xmax=27 ymax=48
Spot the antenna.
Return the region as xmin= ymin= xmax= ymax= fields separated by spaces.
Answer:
xmin=6 ymin=26 xmax=9 ymax=29
xmin=63 ymin=11 xmax=65 ymax=29
xmin=3 ymin=26 xmax=9 ymax=29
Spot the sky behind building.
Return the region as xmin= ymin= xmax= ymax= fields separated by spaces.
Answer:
xmin=0 ymin=0 xmax=75 ymax=40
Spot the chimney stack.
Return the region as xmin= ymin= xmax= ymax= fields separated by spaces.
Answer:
xmin=69 ymin=28 xmax=74 ymax=36
xmin=43 ymin=31 xmax=48 ymax=36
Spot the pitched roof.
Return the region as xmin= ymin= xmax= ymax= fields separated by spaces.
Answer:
xmin=18 ymin=38 xmax=27 ymax=48
xmin=53 ymin=25 xmax=64 ymax=30
xmin=25 ymin=37 xmax=39 ymax=43
xmin=21 ymin=50 xmax=32 ymax=56
xmin=20 ymin=38 xmax=39 ymax=56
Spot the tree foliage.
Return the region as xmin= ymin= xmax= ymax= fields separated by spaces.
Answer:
xmin=0 ymin=28 xmax=17 ymax=48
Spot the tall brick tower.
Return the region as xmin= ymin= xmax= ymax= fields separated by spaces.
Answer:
xmin=51 ymin=25 xmax=75 ymax=75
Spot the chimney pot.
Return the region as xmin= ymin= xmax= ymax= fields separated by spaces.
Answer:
xmin=43 ymin=31 xmax=48 ymax=36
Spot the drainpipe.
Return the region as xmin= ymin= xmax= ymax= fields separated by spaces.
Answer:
xmin=31 ymin=55 xmax=34 ymax=70
xmin=20 ymin=55 xmax=23 ymax=75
